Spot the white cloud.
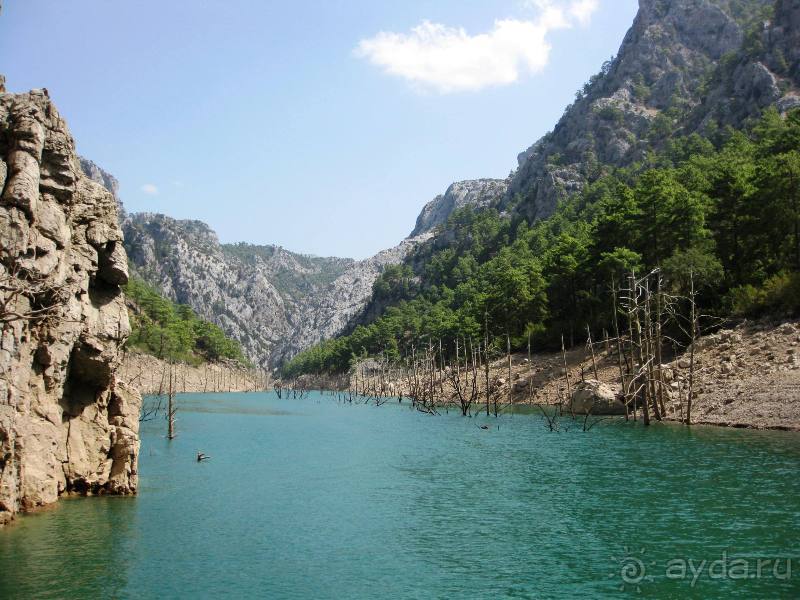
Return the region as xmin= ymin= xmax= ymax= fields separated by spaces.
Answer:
xmin=141 ymin=183 xmax=159 ymax=196
xmin=355 ymin=1 xmax=600 ymax=93
xmin=568 ymin=0 xmax=599 ymax=26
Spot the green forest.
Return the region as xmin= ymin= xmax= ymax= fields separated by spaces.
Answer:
xmin=124 ymin=276 xmax=247 ymax=365
xmin=283 ymin=108 xmax=800 ymax=377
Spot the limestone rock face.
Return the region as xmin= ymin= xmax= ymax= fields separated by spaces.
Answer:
xmin=0 ymin=87 xmax=139 ymax=525
xmin=79 ymin=156 xmax=124 ymax=218
xmin=120 ymin=211 xmax=433 ymax=368
xmin=507 ymin=0 xmax=793 ymax=221
xmin=410 ymin=179 xmax=508 ymax=237
xmin=570 ymin=380 xmax=625 ymax=415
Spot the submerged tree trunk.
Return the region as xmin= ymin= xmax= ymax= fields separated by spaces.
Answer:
xmin=167 ymin=362 xmax=176 ymax=440
xmin=631 ymin=272 xmax=650 ymax=426
xmin=507 ymin=333 xmax=512 ymax=409
xmin=561 ymin=335 xmax=571 ymax=411
xmin=528 ymin=331 xmax=534 ymax=403
xmin=586 ymin=324 xmax=598 ymax=381
xmin=686 ymin=271 xmax=698 ymax=425
xmin=484 ymin=313 xmax=491 ymax=416
xmin=611 ymin=279 xmax=629 ymax=420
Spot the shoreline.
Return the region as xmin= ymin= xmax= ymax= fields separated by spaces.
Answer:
xmin=120 ymin=351 xmax=270 ymax=395
xmin=288 ymin=318 xmax=800 ymax=432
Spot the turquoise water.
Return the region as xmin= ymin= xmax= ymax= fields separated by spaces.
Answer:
xmin=1 ymin=392 xmax=799 ymax=599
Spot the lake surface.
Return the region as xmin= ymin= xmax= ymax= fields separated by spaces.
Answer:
xmin=1 ymin=392 xmax=799 ymax=598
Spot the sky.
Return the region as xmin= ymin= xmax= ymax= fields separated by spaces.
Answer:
xmin=0 ymin=0 xmax=638 ymax=259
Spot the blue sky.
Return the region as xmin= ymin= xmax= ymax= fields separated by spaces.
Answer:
xmin=0 ymin=0 xmax=637 ymax=259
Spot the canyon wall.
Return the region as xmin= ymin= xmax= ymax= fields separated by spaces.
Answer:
xmin=120 ymin=212 xmax=431 ymax=368
xmin=0 ymin=83 xmax=139 ymax=525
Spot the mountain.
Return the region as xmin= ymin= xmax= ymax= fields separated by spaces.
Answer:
xmin=0 ymin=84 xmax=139 ymax=524
xmin=117 ymin=211 xmax=432 ymax=368
xmin=506 ymin=0 xmax=798 ymax=220
xmin=79 ymin=157 xmax=120 ymax=203
xmin=90 ymin=0 xmax=800 ymax=373
xmin=285 ymin=0 xmax=800 ymax=376
xmin=79 ymin=161 xmax=478 ymax=369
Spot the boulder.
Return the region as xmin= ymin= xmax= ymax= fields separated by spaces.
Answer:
xmin=721 ymin=362 xmax=735 ymax=375
xmin=570 ymin=379 xmax=626 ymax=415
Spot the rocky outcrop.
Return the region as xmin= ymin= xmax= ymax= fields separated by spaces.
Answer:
xmin=0 ymin=87 xmax=139 ymax=525
xmin=570 ymin=380 xmax=625 ymax=415
xmin=507 ymin=0 xmax=787 ymax=220
xmin=410 ymin=179 xmax=508 ymax=236
xmin=79 ymin=157 xmax=124 ymax=217
xmin=119 ymin=211 xmax=432 ymax=368
xmin=691 ymin=0 xmax=800 ymax=129
xmin=666 ymin=320 xmax=800 ymax=429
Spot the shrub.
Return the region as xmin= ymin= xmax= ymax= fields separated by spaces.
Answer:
xmin=729 ymin=272 xmax=800 ymax=317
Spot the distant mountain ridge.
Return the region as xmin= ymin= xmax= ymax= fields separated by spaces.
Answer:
xmin=80 ymin=159 xmax=445 ymax=368
xmin=101 ymin=206 xmax=432 ymax=368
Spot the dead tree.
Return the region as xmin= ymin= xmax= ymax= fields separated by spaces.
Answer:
xmin=626 ymin=271 xmax=650 ymax=426
xmin=506 ymin=334 xmax=513 ymax=409
xmin=527 ymin=331 xmax=534 ymax=403
xmin=484 ymin=313 xmax=491 ymax=416
xmin=611 ymin=278 xmax=630 ymax=420
xmin=642 ymin=278 xmax=662 ymax=421
xmin=654 ymin=275 xmax=667 ymax=417
xmin=0 ymin=263 xmax=70 ymax=325
xmin=561 ymin=334 xmax=571 ymax=410
xmin=686 ymin=271 xmax=698 ymax=425
xmin=447 ymin=338 xmax=479 ymax=416
xmin=167 ymin=362 xmax=177 ymax=439
xmin=586 ymin=324 xmax=599 ymax=380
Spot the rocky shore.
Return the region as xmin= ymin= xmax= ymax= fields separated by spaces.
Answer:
xmin=305 ymin=319 xmax=800 ymax=431
xmin=501 ymin=318 xmax=800 ymax=431
xmin=669 ymin=320 xmax=800 ymax=430
xmin=120 ymin=351 xmax=270 ymax=395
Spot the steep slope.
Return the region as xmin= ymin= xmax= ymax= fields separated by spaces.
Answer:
xmin=411 ymin=179 xmax=508 ymax=236
xmin=79 ymin=157 xmax=120 ymax=204
xmin=120 ymin=211 xmax=432 ymax=368
xmin=77 ymin=157 xmax=457 ymax=369
xmin=79 ymin=156 xmax=125 ymax=218
xmin=123 ymin=275 xmax=248 ymax=365
xmin=691 ymin=0 xmax=800 ymax=128
xmin=507 ymin=0 xmax=792 ymax=220
xmin=0 ymin=84 xmax=139 ymax=525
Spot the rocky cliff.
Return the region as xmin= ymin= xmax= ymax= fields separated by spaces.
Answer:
xmin=79 ymin=156 xmax=125 ymax=217
xmin=410 ymin=179 xmax=508 ymax=237
xmin=120 ymin=211 xmax=431 ymax=368
xmin=691 ymin=0 xmax=800 ymax=128
xmin=506 ymin=0 xmax=798 ymax=220
xmin=0 ymin=84 xmax=139 ymax=525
